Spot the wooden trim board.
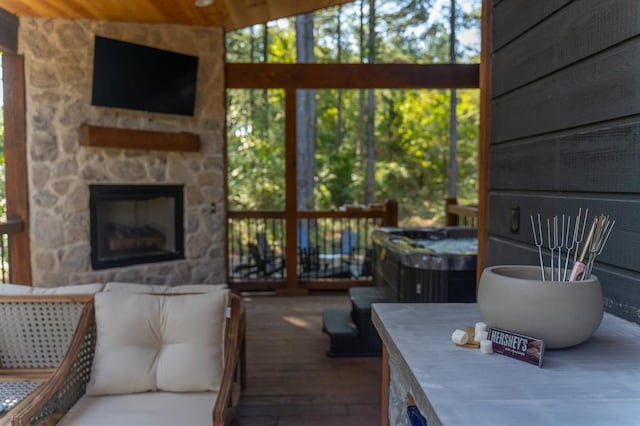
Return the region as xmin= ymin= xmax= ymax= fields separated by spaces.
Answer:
xmin=226 ymin=63 xmax=479 ymax=89
xmin=79 ymin=125 xmax=200 ymax=152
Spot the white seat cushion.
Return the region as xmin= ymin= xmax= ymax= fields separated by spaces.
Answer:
xmin=58 ymin=392 xmax=218 ymax=426
xmin=87 ymin=291 xmax=229 ymax=395
xmin=104 ymin=282 xmax=227 ymax=293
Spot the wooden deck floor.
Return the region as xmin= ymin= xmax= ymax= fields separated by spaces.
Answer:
xmin=237 ymin=292 xmax=382 ymax=426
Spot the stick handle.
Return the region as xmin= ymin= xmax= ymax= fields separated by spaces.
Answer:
xmin=568 ymin=261 xmax=586 ymax=282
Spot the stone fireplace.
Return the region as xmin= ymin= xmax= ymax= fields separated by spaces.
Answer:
xmin=89 ymin=185 xmax=185 ymax=270
xmin=19 ymin=19 xmax=226 ymax=286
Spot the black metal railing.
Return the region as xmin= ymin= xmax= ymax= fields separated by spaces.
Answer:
xmin=0 ymin=220 xmax=24 ymax=283
xmin=446 ymin=200 xmax=478 ymax=228
xmin=227 ymin=201 xmax=398 ymax=291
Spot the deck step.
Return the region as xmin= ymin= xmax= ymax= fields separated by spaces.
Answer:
xmin=322 ymin=307 xmax=382 ymax=357
xmin=322 ymin=308 xmax=359 ymax=338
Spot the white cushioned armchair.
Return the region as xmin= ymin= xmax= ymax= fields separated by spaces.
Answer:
xmin=10 ymin=290 xmax=243 ymax=426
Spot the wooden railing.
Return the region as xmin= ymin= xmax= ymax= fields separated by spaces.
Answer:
xmin=227 ymin=200 xmax=398 ymax=292
xmin=0 ymin=219 xmax=25 ymax=283
xmin=445 ymin=198 xmax=478 ymax=227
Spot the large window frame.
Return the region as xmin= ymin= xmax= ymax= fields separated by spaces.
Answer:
xmin=226 ymin=62 xmax=479 ymax=292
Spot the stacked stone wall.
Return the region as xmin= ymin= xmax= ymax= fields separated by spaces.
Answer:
xmin=19 ymin=18 xmax=225 ymax=286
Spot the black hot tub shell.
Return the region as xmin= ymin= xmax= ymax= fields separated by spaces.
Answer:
xmin=322 ymin=227 xmax=477 ymax=357
xmin=372 ymin=227 xmax=478 ymax=303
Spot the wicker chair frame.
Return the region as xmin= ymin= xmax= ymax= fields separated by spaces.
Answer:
xmin=10 ymin=293 xmax=244 ymax=426
xmin=0 ymin=295 xmax=94 ymax=426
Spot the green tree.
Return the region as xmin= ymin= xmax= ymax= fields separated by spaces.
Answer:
xmin=226 ymin=0 xmax=481 ymax=224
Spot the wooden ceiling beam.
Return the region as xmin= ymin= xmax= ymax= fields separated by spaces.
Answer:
xmin=226 ymin=63 xmax=480 ymax=89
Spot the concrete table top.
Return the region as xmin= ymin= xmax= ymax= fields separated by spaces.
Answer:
xmin=372 ymin=303 xmax=640 ymax=426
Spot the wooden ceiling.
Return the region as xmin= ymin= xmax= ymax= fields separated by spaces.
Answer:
xmin=0 ymin=0 xmax=354 ymax=31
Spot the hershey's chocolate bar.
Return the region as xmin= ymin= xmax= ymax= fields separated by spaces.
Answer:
xmin=487 ymin=327 xmax=545 ymax=367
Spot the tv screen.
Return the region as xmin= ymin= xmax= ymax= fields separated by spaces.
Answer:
xmin=91 ymin=36 xmax=198 ymax=116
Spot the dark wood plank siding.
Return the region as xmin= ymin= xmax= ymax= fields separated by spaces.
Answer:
xmin=492 ymin=38 xmax=640 ymax=143
xmin=493 ymin=0 xmax=640 ymax=96
xmin=488 ymin=193 xmax=640 ymax=274
xmin=0 ymin=7 xmax=18 ymax=52
xmin=488 ymin=1 xmax=640 ymax=324
xmin=490 ymin=121 xmax=640 ymax=192
xmin=492 ymin=0 xmax=571 ymax=51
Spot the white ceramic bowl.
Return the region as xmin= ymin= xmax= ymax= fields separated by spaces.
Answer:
xmin=478 ymin=265 xmax=603 ymax=349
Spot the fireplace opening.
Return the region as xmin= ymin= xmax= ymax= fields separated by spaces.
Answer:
xmin=89 ymin=184 xmax=185 ymax=270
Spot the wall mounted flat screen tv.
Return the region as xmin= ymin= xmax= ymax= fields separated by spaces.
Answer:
xmin=91 ymin=36 xmax=198 ymax=116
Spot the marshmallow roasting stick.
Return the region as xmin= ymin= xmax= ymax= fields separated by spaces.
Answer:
xmin=547 ymin=217 xmax=559 ymax=281
xmin=569 ymin=217 xmax=598 ymax=281
xmin=583 ymin=217 xmax=615 ymax=280
xmin=557 ymin=214 xmax=566 ymax=282
xmin=562 ymin=212 xmax=580 ymax=281
xmin=572 ymin=208 xmax=589 ymax=272
xmin=530 ymin=214 xmax=546 ymax=280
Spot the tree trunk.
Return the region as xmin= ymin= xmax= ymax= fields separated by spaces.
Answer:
xmin=364 ymin=0 xmax=376 ymax=204
xmin=295 ymin=13 xmax=316 ymax=210
xmin=448 ymin=0 xmax=458 ymax=200
xmin=336 ymin=6 xmax=344 ymax=150
xmin=263 ymin=23 xmax=270 ymax=140
xmin=249 ymin=26 xmax=255 ymax=127
xmin=357 ymin=0 xmax=366 ymax=185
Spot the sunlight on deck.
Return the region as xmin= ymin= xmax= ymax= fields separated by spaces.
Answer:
xmin=282 ymin=315 xmax=312 ymax=329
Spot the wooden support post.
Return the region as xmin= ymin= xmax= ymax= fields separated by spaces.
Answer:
xmin=445 ymin=197 xmax=459 ymax=226
xmin=381 ymin=345 xmax=390 ymax=426
xmin=279 ymin=88 xmax=307 ymax=296
xmin=383 ymin=200 xmax=398 ymax=227
xmin=478 ymin=0 xmax=493 ymax=289
xmin=3 ymin=54 xmax=31 ymax=285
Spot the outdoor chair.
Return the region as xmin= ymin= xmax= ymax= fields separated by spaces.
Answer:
xmin=234 ymin=233 xmax=285 ymax=278
xmin=298 ymin=246 xmax=352 ymax=279
xmin=256 ymin=232 xmax=279 ymax=263
xmin=338 ymin=229 xmax=358 ymax=256
xmin=10 ymin=290 xmax=243 ymax=426
xmin=0 ymin=288 xmax=99 ymax=425
xmin=246 ymin=242 xmax=285 ymax=278
xmin=335 ymin=229 xmax=360 ymax=273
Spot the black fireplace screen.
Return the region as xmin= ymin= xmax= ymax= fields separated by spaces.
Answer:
xmin=89 ymin=185 xmax=185 ymax=270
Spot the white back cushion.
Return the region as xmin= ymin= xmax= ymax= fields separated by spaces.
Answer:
xmin=87 ymin=290 xmax=228 ymax=395
xmin=0 ymin=283 xmax=104 ymax=295
xmin=33 ymin=283 xmax=105 ymax=294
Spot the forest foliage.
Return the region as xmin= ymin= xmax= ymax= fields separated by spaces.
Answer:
xmin=236 ymin=0 xmax=479 ymax=225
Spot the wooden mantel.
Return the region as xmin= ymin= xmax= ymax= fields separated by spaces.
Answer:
xmin=79 ymin=125 xmax=200 ymax=152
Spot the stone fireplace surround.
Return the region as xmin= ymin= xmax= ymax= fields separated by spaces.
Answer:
xmin=19 ymin=18 xmax=226 ymax=286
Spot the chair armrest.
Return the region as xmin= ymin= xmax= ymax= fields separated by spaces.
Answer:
xmin=10 ymin=301 xmax=96 ymax=426
xmin=213 ymin=293 xmax=243 ymax=426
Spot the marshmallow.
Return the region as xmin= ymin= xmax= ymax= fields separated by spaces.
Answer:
xmin=451 ymin=329 xmax=469 ymax=345
xmin=474 ymin=322 xmax=487 ymax=341
xmin=480 ymin=339 xmax=493 ymax=354
xmin=477 ymin=330 xmax=488 ymax=342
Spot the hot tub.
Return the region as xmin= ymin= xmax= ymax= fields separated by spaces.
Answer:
xmin=323 ymin=227 xmax=477 ymax=357
xmin=372 ymin=227 xmax=477 ymax=303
